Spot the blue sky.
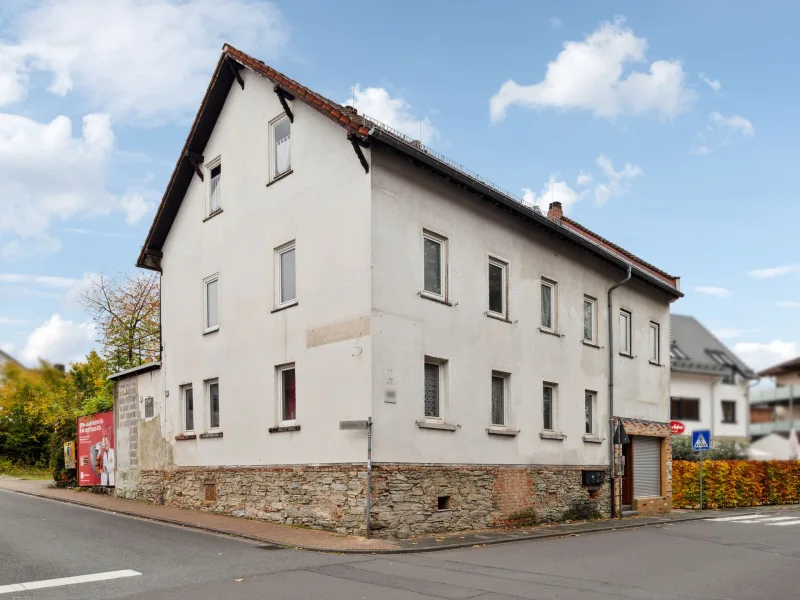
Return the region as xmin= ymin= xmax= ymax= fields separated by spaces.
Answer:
xmin=0 ymin=0 xmax=797 ymax=374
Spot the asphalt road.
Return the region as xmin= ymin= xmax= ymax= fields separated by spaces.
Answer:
xmin=2 ymin=489 xmax=800 ymax=600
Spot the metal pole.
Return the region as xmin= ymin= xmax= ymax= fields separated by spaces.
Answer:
xmin=366 ymin=417 xmax=372 ymax=539
xmin=699 ymin=452 xmax=703 ymax=510
xmin=617 ymin=421 xmax=623 ymax=520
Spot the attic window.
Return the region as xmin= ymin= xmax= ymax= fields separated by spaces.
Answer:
xmin=708 ymin=350 xmax=734 ymax=367
xmin=670 ymin=345 xmax=688 ymax=360
xmin=207 ymin=159 xmax=222 ymax=215
xmin=271 ymin=115 xmax=291 ymax=179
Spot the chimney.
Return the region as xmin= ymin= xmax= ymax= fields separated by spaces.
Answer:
xmin=547 ymin=201 xmax=563 ymax=221
xmin=54 ymin=363 xmax=65 ymax=373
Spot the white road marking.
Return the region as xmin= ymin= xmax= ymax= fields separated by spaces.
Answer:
xmin=0 ymin=569 xmax=141 ymax=595
xmin=767 ymin=518 xmax=800 ymax=527
xmin=708 ymin=514 xmax=764 ymax=522
xmin=735 ymin=516 xmax=800 ymax=523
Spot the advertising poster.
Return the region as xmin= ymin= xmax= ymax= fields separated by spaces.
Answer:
xmin=77 ymin=411 xmax=115 ymax=487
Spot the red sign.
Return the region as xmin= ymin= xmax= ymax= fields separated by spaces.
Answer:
xmin=670 ymin=420 xmax=686 ymax=435
xmin=78 ymin=411 xmax=115 ymax=487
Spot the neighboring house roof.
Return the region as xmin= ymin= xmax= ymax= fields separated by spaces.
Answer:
xmin=670 ymin=314 xmax=756 ymax=378
xmin=0 ymin=348 xmax=23 ymax=369
xmin=758 ymin=356 xmax=800 ymax=378
xmin=137 ymin=44 xmax=681 ymax=300
xmin=108 ymin=361 xmax=162 ymax=381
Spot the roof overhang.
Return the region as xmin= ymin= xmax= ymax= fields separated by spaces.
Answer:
xmin=108 ymin=361 xmax=162 ymax=381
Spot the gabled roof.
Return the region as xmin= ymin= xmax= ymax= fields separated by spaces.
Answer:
xmin=0 ymin=348 xmax=23 ymax=369
xmin=758 ymin=356 xmax=800 ymax=378
xmin=137 ymin=45 xmax=681 ymax=300
xmin=670 ymin=314 xmax=756 ymax=378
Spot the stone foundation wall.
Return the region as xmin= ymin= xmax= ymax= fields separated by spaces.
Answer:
xmin=135 ymin=463 xmax=610 ymax=538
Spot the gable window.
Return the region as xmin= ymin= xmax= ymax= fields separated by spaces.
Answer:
xmin=491 ymin=372 xmax=508 ymax=426
xmin=275 ymin=241 xmax=296 ymax=307
xmin=583 ymin=296 xmax=596 ymax=343
xmin=721 ymin=400 xmax=737 ymax=424
xmin=585 ymin=391 xmax=596 ymax=435
xmin=271 ymin=115 xmax=291 ymax=179
xmin=208 ymin=161 xmax=221 ymax=215
xmin=649 ymin=322 xmax=660 ymax=364
xmin=423 ymin=231 xmax=447 ymax=300
xmin=671 ymin=397 xmax=699 ymax=421
xmin=542 ymin=383 xmax=556 ymax=431
xmin=182 ymin=385 xmax=194 ymax=433
xmin=204 ymin=274 xmax=219 ymax=333
xmin=278 ymin=364 xmax=296 ymax=424
xmin=424 ymin=358 xmax=446 ymax=419
xmin=540 ymin=280 xmax=556 ymax=331
xmin=619 ymin=309 xmax=631 ymax=355
xmin=488 ymin=258 xmax=507 ymax=318
xmin=206 ymin=379 xmax=220 ymax=430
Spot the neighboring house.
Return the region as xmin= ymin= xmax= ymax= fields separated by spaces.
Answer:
xmin=0 ymin=349 xmax=23 ymax=374
xmin=669 ymin=315 xmax=755 ymax=441
xmin=749 ymin=356 xmax=800 ymax=459
xmin=112 ymin=45 xmax=682 ymax=538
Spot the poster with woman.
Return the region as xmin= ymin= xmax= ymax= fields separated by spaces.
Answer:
xmin=77 ymin=411 xmax=115 ymax=487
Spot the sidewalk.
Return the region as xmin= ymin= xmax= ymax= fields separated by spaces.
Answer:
xmin=0 ymin=478 xmax=784 ymax=554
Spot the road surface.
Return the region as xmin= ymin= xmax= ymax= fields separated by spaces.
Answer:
xmin=2 ymin=489 xmax=799 ymax=599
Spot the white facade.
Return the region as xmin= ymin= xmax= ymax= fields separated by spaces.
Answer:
xmin=149 ymin=65 xmax=677 ymax=470
xmin=670 ymin=372 xmax=749 ymax=440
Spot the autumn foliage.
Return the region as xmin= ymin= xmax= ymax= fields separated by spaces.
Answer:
xmin=673 ymin=460 xmax=800 ymax=509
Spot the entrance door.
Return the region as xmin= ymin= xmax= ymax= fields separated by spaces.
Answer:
xmin=633 ymin=436 xmax=662 ymax=498
xmin=621 ymin=442 xmax=632 ymax=505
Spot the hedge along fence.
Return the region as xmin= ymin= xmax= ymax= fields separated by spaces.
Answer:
xmin=673 ymin=460 xmax=800 ymax=509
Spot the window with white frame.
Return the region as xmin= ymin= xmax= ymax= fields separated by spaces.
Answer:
xmin=206 ymin=379 xmax=220 ymax=430
xmin=649 ymin=321 xmax=660 ymax=363
xmin=583 ymin=296 xmax=596 ymax=343
xmin=275 ymin=242 xmax=296 ymax=307
xmin=540 ymin=279 xmax=556 ymax=331
xmin=488 ymin=258 xmax=507 ymax=318
xmin=491 ymin=372 xmax=508 ymax=426
xmin=619 ymin=309 xmax=631 ymax=355
xmin=182 ymin=385 xmax=194 ymax=433
xmin=207 ymin=159 xmax=221 ymax=215
xmin=271 ymin=115 xmax=291 ymax=179
xmin=204 ymin=275 xmax=219 ymax=332
xmin=422 ymin=231 xmax=447 ymax=299
xmin=585 ymin=391 xmax=596 ymax=435
xmin=542 ymin=383 xmax=556 ymax=431
xmin=278 ymin=364 xmax=296 ymax=424
xmin=424 ymin=358 xmax=446 ymax=419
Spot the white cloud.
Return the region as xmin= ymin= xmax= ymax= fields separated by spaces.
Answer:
xmin=749 ymin=265 xmax=799 ymax=279
xmin=710 ymin=111 xmax=754 ymax=137
xmin=0 ymin=0 xmax=289 ymax=124
xmin=593 ymin=154 xmax=642 ymax=206
xmin=522 ymin=177 xmax=582 ymax=214
xmin=733 ymin=340 xmax=798 ymax=373
xmin=490 ymin=17 xmax=694 ymax=122
xmin=344 ymin=85 xmax=438 ymax=145
xmin=712 ymin=328 xmax=747 ymax=340
xmin=0 ymin=273 xmax=78 ymax=288
xmin=550 ymin=17 xmax=563 ymax=30
xmin=777 ymin=301 xmax=800 ymax=308
xmin=694 ymin=285 xmax=731 ymax=298
xmin=691 ymin=145 xmax=711 ymax=155
xmin=119 ymin=193 xmax=151 ymax=225
xmin=21 ymin=314 xmax=96 ymax=365
xmin=698 ymin=73 xmax=721 ymax=92
xmin=576 ymin=171 xmax=593 ymax=185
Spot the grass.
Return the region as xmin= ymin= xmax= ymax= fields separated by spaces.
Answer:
xmin=0 ymin=457 xmax=53 ymax=480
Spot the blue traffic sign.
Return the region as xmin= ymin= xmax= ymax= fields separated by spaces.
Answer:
xmin=692 ymin=430 xmax=711 ymax=451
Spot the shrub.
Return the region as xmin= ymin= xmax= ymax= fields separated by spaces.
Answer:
xmin=671 ymin=437 xmax=748 ymax=462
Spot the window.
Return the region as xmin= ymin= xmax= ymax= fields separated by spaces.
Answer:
xmin=206 ymin=379 xmax=220 ymax=429
xmin=488 ymin=258 xmax=507 ymax=318
xmin=182 ymin=385 xmax=194 ymax=433
xmin=721 ymin=369 xmax=735 ymax=385
xmin=275 ymin=242 xmax=296 ymax=307
xmin=491 ymin=373 xmax=507 ymax=426
xmin=424 ymin=359 xmax=446 ymax=419
xmin=540 ymin=280 xmax=556 ymax=331
xmin=722 ymin=400 xmax=737 ymax=424
xmin=649 ymin=322 xmax=660 ymax=363
xmin=208 ymin=161 xmax=221 ymax=214
xmin=204 ymin=275 xmax=219 ymax=332
xmin=278 ymin=364 xmax=296 ymax=424
xmin=542 ymin=384 xmax=556 ymax=431
xmin=670 ymin=345 xmax=689 ymax=360
xmin=619 ymin=310 xmax=631 ymax=355
xmin=671 ymin=397 xmax=700 ymax=421
xmin=583 ymin=296 xmax=596 ymax=343
xmin=423 ymin=231 xmax=447 ymax=299
xmin=585 ymin=391 xmax=596 ymax=435
xmin=271 ymin=115 xmax=291 ymax=179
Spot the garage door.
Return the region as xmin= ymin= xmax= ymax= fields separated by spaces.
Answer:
xmin=633 ymin=436 xmax=662 ymax=498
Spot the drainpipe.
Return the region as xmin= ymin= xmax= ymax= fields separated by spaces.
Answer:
xmin=607 ymin=265 xmax=632 ymax=518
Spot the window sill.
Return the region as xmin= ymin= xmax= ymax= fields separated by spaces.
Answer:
xmin=485 ymin=312 xmax=512 ymax=324
xmin=619 ymin=352 xmax=634 ymax=359
xmin=202 ymin=208 xmax=223 ymax=222
xmin=582 ymin=340 xmax=601 ymax=349
xmin=582 ymin=435 xmax=603 ymax=444
xmin=538 ymin=327 xmax=562 ymax=338
xmin=420 ymin=292 xmax=452 ymax=307
xmin=540 ymin=431 xmax=566 ymax=441
xmin=487 ymin=427 xmax=519 ymax=437
xmin=415 ymin=420 xmax=457 ymax=432
xmin=649 ymin=360 xmax=663 ymax=367
xmin=199 ymin=431 xmax=223 ymax=439
xmin=266 ymin=169 xmax=294 ymax=187
xmin=269 ymin=424 xmax=301 ymax=433
xmin=175 ymin=434 xmax=196 ymax=441
xmin=722 ymin=421 xmax=737 ymax=425
xmin=271 ymin=301 xmax=298 ymax=314
xmin=203 ymin=326 xmax=220 ymax=336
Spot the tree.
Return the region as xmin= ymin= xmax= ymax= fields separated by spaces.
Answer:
xmin=79 ymin=272 xmax=160 ymax=372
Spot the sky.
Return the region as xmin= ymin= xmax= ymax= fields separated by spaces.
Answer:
xmin=0 ymin=0 xmax=797 ymax=376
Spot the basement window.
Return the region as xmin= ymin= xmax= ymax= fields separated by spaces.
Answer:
xmin=437 ymin=495 xmax=451 ymax=511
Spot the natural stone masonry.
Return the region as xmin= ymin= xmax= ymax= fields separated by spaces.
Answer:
xmin=134 ymin=463 xmax=610 ymax=538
